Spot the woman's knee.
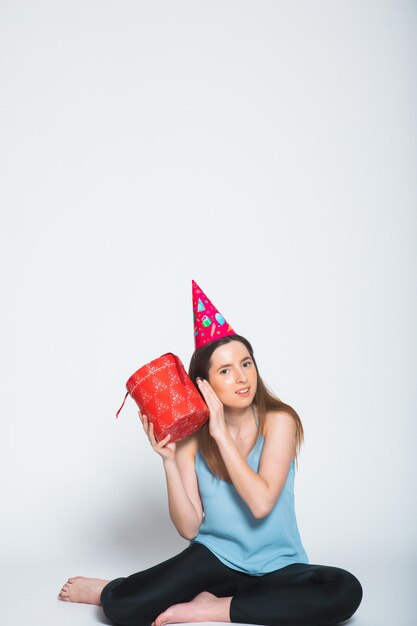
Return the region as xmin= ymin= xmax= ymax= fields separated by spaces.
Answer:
xmin=332 ymin=567 xmax=363 ymax=621
xmin=100 ymin=578 xmax=147 ymax=626
xmin=346 ymin=571 xmax=363 ymax=618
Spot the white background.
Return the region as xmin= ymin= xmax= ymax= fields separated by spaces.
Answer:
xmin=1 ymin=1 xmax=416 ymax=625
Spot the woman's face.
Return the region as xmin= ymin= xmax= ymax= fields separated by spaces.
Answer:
xmin=207 ymin=340 xmax=257 ymax=408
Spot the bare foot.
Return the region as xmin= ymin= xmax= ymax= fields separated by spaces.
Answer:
xmin=152 ymin=591 xmax=232 ymax=626
xmin=58 ymin=576 xmax=110 ymax=605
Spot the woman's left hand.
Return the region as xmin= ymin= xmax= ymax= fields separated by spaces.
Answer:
xmin=196 ymin=378 xmax=227 ymax=440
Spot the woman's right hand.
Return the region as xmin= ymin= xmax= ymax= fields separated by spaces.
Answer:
xmin=138 ymin=411 xmax=176 ymax=462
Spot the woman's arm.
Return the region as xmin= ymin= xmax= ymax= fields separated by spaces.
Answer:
xmin=139 ymin=413 xmax=203 ymax=540
xmin=215 ymin=411 xmax=296 ymax=518
xmin=163 ymin=435 xmax=203 ymax=540
xmin=196 ymin=379 xmax=295 ymax=519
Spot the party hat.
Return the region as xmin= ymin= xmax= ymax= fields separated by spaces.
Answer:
xmin=192 ymin=279 xmax=236 ymax=349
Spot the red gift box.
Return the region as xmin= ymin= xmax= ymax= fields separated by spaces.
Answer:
xmin=116 ymin=353 xmax=210 ymax=443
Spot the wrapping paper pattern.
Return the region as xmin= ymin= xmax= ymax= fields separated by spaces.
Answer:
xmin=125 ymin=352 xmax=210 ymax=443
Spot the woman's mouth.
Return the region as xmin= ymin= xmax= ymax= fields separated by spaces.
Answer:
xmin=235 ymin=387 xmax=250 ymax=396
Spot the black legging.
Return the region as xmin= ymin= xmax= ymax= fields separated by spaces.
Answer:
xmin=101 ymin=543 xmax=363 ymax=626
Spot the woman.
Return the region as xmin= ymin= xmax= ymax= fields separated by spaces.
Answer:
xmin=59 ymin=282 xmax=363 ymax=626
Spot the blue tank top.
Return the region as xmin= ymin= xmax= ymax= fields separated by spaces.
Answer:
xmin=191 ymin=432 xmax=309 ymax=575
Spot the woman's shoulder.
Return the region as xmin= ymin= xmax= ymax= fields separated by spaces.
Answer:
xmin=262 ymin=409 xmax=296 ymax=434
xmin=261 ymin=409 xmax=297 ymax=456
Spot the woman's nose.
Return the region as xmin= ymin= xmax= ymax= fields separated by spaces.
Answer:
xmin=236 ymin=368 xmax=248 ymax=383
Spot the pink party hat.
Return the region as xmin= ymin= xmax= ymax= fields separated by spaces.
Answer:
xmin=192 ymin=279 xmax=236 ymax=349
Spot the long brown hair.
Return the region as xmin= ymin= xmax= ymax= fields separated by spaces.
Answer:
xmin=188 ymin=334 xmax=304 ymax=481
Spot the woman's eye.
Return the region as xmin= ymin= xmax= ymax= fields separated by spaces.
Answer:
xmin=220 ymin=362 xmax=251 ymax=374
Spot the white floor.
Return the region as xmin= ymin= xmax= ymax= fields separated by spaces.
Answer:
xmin=1 ymin=556 xmax=415 ymax=626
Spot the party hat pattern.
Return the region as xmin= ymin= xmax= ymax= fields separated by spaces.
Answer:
xmin=192 ymin=279 xmax=235 ymax=349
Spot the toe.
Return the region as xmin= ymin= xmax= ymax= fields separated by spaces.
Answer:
xmin=155 ymin=611 xmax=169 ymax=626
